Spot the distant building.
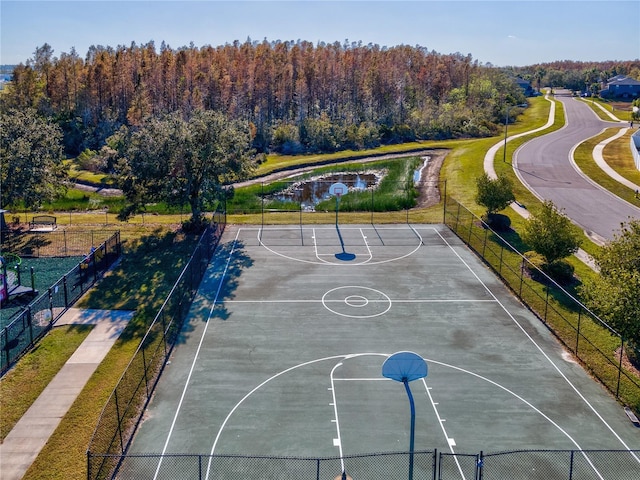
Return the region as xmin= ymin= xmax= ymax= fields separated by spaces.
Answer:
xmin=0 ymin=73 xmax=12 ymax=91
xmin=600 ymin=75 xmax=640 ymax=99
xmin=513 ymin=78 xmax=536 ymax=97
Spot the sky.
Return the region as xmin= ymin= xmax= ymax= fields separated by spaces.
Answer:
xmin=1 ymin=0 xmax=639 ymax=67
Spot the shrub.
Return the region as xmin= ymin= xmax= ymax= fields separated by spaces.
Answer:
xmin=522 ymin=200 xmax=581 ymax=265
xmin=543 ymin=260 xmax=576 ymax=285
xmin=475 ymin=173 xmax=515 ymax=216
xmin=484 ymin=212 xmax=511 ymax=231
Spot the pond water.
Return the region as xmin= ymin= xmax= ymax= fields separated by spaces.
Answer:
xmin=271 ymin=172 xmax=379 ymax=209
xmin=266 ymin=157 xmax=429 ymax=211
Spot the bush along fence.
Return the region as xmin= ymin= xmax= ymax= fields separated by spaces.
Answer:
xmin=0 ymin=231 xmax=122 ymax=375
xmin=443 ymin=196 xmax=640 ymax=413
xmin=86 ymin=449 xmax=640 ymax=480
xmin=87 ymin=212 xmax=225 ymax=480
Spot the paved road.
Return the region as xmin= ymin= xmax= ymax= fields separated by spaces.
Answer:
xmin=513 ymin=92 xmax=640 ymax=243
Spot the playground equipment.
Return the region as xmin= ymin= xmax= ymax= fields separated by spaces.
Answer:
xmin=0 ymin=253 xmax=37 ymax=306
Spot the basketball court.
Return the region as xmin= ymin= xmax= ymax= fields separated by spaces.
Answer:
xmin=126 ymin=223 xmax=640 ymax=478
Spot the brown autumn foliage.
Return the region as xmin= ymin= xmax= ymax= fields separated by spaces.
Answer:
xmin=4 ymin=40 xmax=639 ymax=155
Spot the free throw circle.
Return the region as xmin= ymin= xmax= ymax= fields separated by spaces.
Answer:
xmin=322 ymin=286 xmax=391 ymax=318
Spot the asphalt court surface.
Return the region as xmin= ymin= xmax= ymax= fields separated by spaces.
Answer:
xmin=129 ymin=224 xmax=639 ymax=468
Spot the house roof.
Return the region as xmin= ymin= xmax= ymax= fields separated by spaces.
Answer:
xmin=607 ymin=76 xmax=640 ymax=86
xmin=608 ymin=74 xmax=628 ymax=82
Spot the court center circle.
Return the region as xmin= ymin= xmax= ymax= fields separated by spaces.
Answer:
xmin=345 ymin=295 xmax=369 ymax=307
xmin=322 ymin=286 xmax=392 ymax=318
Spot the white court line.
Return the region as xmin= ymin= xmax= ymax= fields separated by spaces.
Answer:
xmin=329 ymin=360 xmax=346 ymax=474
xmin=205 ymin=354 xmax=348 ymax=479
xmin=250 ymin=225 xmax=436 ymax=232
xmin=435 ymin=228 xmax=638 ymax=467
xmin=222 ymin=299 xmax=495 ymax=303
xmin=333 ymin=377 xmax=388 ymax=381
xmin=254 ymin=225 xmax=426 ymax=265
xmin=359 ymin=228 xmax=374 ymax=263
xmin=152 ymin=229 xmax=241 ymax=480
xmin=421 ymin=377 xmax=467 ymax=480
xmin=200 ymin=351 xmax=621 ymax=480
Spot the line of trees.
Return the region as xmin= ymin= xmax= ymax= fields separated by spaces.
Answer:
xmin=509 ymin=60 xmax=640 ymax=94
xmin=3 ymin=40 xmax=530 ymax=155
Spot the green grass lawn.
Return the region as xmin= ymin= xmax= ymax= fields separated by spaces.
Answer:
xmin=0 ymin=325 xmax=93 ymax=441
xmin=579 ymin=97 xmax=634 ymax=122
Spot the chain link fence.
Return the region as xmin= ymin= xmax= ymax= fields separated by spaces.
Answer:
xmin=1 ymin=231 xmax=122 ymax=374
xmin=1 ymin=229 xmax=116 ymax=258
xmin=479 ymin=449 xmax=640 ymax=480
xmin=442 ymin=196 xmax=640 ymax=413
xmin=87 ymin=449 xmax=640 ymax=480
xmin=87 ymin=213 xmax=225 ymax=480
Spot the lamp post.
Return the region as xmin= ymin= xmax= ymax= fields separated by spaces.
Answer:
xmin=503 ymin=104 xmax=510 ymax=163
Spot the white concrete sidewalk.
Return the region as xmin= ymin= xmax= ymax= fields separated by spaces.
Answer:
xmin=590 ymin=126 xmax=640 ymax=193
xmin=0 ymin=308 xmax=133 ymax=480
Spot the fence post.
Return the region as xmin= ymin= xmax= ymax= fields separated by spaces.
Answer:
xmin=575 ymin=309 xmax=582 ymax=354
xmin=48 ymin=287 xmax=54 ymax=319
xmin=114 ymin=389 xmax=125 ymax=454
xmin=477 ymin=451 xmax=484 ymax=480
xmin=93 ymin=252 xmax=99 ymax=283
xmin=316 ymin=458 xmax=320 ymax=480
xmin=569 ymin=450 xmax=574 ymax=480
xmin=141 ymin=347 xmax=150 ymax=399
xmin=543 ymin=287 xmax=550 ymax=323
xmin=442 ymin=181 xmax=447 ymax=224
xmin=87 ymin=450 xmax=92 ymax=480
xmin=482 ymin=228 xmax=488 ymax=257
xmin=2 ymin=329 xmax=9 ymax=371
xmin=519 ymin=258 xmax=525 ymax=297
xmin=27 ymin=306 xmax=34 ymax=345
xmin=432 ymin=448 xmax=437 ymax=480
xmin=616 ymin=337 xmax=624 ymax=398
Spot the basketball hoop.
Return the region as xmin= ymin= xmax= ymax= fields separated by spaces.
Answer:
xmin=329 ymin=182 xmax=348 ymax=199
xmin=329 ymin=183 xmax=348 ymax=226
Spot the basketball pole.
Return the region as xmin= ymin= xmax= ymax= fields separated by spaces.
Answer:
xmin=382 ymin=352 xmax=427 ymax=480
xmin=404 ymin=377 xmax=417 ymax=480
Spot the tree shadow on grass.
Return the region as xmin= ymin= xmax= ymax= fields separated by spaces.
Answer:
xmin=81 ymin=228 xmax=201 ymax=342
